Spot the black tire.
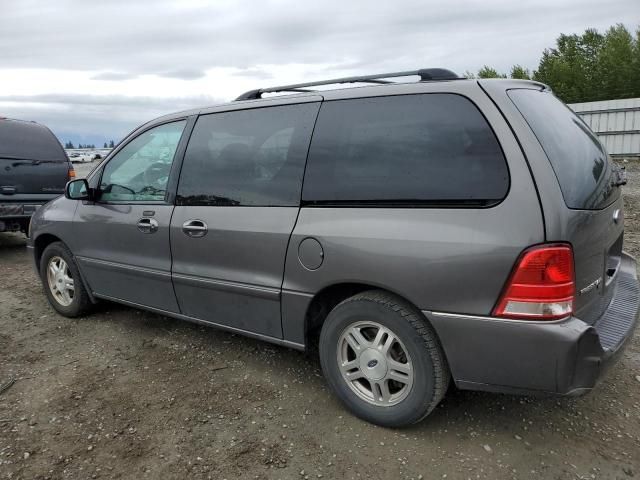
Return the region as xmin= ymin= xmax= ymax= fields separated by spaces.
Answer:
xmin=319 ymin=290 xmax=450 ymax=427
xmin=40 ymin=241 xmax=92 ymax=318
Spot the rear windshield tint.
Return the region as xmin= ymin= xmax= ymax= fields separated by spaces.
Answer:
xmin=302 ymin=94 xmax=509 ymax=206
xmin=507 ymin=89 xmax=616 ymax=210
xmin=0 ymin=120 xmax=67 ymax=162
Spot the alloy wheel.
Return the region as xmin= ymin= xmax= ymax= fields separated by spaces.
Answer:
xmin=337 ymin=321 xmax=414 ymax=406
xmin=46 ymin=256 xmax=75 ymax=307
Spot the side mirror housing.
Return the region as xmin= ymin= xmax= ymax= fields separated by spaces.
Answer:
xmin=65 ymin=178 xmax=91 ymax=200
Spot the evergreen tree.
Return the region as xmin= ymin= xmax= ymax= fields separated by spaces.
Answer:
xmin=510 ymin=65 xmax=531 ymax=79
xmin=469 ymin=24 xmax=639 ymax=103
xmin=634 ymin=27 xmax=640 ymax=95
xmin=596 ymin=24 xmax=637 ymax=100
xmin=477 ymin=66 xmax=507 ymax=78
xmin=533 ymin=24 xmax=640 ymax=102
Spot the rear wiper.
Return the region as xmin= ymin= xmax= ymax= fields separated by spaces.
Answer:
xmin=9 ymin=159 xmax=63 ymax=167
xmin=11 ymin=160 xmax=41 ymax=167
xmin=612 ymin=165 xmax=627 ymax=187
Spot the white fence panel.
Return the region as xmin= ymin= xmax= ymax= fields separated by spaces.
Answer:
xmin=569 ymin=98 xmax=640 ymax=157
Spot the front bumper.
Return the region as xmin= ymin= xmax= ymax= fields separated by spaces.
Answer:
xmin=427 ymin=252 xmax=639 ymax=396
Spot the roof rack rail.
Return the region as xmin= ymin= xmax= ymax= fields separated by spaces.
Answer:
xmin=234 ymin=68 xmax=462 ymax=101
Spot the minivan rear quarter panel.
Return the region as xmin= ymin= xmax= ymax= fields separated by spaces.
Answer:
xmin=281 ymin=82 xmax=545 ymax=345
xmin=480 ymin=81 xmax=627 ymax=325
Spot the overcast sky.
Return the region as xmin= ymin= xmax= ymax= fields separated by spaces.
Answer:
xmin=0 ymin=0 xmax=637 ymax=145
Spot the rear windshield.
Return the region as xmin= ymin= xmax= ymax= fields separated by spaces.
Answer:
xmin=0 ymin=120 xmax=67 ymax=162
xmin=302 ymin=94 xmax=509 ymax=206
xmin=508 ymin=89 xmax=617 ymax=210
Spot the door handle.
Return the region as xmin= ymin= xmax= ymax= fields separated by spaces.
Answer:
xmin=137 ymin=217 xmax=159 ymax=234
xmin=182 ymin=219 xmax=208 ymax=238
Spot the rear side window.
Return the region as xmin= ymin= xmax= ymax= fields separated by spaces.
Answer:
xmin=508 ymin=89 xmax=616 ymax=210
xmin=302 ymin=94 xmax=508 ymax=206
xmin=0 ymin=120 xmax=67 ymax=162
xmin=177 ymin=103 xmax=320 ymax=206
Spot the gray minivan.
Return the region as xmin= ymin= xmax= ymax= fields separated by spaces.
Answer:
xmin=27 ymin=69 xmax=639 ymax=427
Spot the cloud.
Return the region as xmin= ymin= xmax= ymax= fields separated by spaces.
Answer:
xmin=0 ymin=0 xmax=637 ymax=141
xmin=0 ymin=93 xmax=216 ymax=109
xmin=91 ymin=71 xmax=138 ymax=81
xmin=1 ymin=0 xmax=636 ymax=75
xmin=232 ymin=67 xmax=274 ymax=80
xmin=160 ymin=68 xmax=207 ymax=80
xmin=0 ymin=93 xmax=220 ymax=144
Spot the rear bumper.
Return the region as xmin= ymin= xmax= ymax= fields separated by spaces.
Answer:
xmin=427 ymin=252 xmax=639 ymax=396
xmin=0 ymin=198 xmax=56 ymax=231
xmin=0 ymin=203 xmax=43 ymax=217
xmin=0 ymin=204 xmax=38 ymax=231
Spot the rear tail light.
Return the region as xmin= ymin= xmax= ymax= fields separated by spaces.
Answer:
xmin=68 ymin=167 xmax=76 ymax=179
xmin=493 ymin=244 xmax=575 ymax=321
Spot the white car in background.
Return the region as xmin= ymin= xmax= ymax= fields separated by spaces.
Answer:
xmin=67 ymin=151 xmax=101 ymax=163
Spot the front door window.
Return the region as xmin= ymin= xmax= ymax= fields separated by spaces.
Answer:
xmin=99 ymin=120 xmax=186 ymax=202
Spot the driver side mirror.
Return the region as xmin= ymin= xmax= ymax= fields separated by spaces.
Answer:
xmin=64 ymin=178 xmax=92 ymax=201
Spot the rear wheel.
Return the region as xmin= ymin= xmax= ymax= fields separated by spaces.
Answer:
xmin=319 ymin=290 xmax=450 ymax=427
xmin=40 ymin=242 xmax=92 ymax=317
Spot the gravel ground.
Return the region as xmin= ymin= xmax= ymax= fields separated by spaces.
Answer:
xmin=0 ymin=160 xmax=639 ymax=480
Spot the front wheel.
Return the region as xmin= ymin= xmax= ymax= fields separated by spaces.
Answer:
xmin=319 ymin=290 xmax=450 ymax=427
xmin=40 ymin=241 xmax=92 ymax=317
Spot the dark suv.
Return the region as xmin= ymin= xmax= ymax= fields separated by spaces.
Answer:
xmin=27 ymin=69 xmax=639 ymax=427
xmin=0 ymin=117 xmax=75 ymax=233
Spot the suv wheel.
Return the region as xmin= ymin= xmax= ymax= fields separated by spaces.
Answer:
xmin=319 ymin=290 xmax=450 ymax=427
xmin=40 ymin=242 xmax=92 ymax=317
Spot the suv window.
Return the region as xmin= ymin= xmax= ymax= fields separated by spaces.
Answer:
xmin=99 ymin=120 xmax=186 ymax=202
xmin=302 ymin=94 xmax=508 ymax=206
xmin=177 ymin=103 xmax=320 ymax=206
xmin=508 ymin=89 xmax=616 ymax=210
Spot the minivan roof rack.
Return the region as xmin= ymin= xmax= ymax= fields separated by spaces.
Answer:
xmin=235 ymin=68 xmax=462 ymax=101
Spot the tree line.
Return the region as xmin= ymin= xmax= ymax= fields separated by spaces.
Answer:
xmin=466 ymin=23 xmax=640 ymax=104
xmin=64 ymin=140 xmax=115 ymax=149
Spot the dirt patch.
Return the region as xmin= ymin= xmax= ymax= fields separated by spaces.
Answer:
xmin=1 ymin=162 xmax=639 ymax=479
